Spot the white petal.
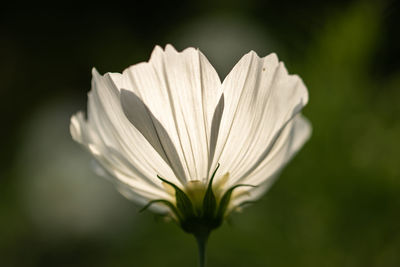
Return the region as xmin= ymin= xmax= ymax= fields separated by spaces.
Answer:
xmin=231 ymin=115 xmax=311 ymax=207
xmin=120 ymin=89 xmax=188 ymax=185
xmin=213 ymin=51 xmax=309 ymax=185
xmin=70 ymin=111 xmax=88 ymax=144
xmin=91 ymin=159 xmax=169 ymax=213
xmin=116 ymin=184 xmax=169 ymax=213
xmin=113 ymin=45 xmax=223 ymax=184
xmin=70 ymin=69 xmax=179 ymax=205
xmin=90 ymin=69 xmax=177 ymax=183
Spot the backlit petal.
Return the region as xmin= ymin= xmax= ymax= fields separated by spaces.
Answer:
xmin=213 ymin=51 xmax=308 ymax=186
xmin=113 ymin=45 xmax=223 ymax=184
xmin=70 ymin=69 xmax=178 ymax=203
xmin=230 ymin=114 xmax=311 ymax=208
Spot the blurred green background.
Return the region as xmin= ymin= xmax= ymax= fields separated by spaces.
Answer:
xmin=1 ymin=1 xmax=400 ymax=266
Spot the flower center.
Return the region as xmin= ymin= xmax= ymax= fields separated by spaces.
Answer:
xmin=185 ymin=180 xmax=207 ymax=213
xmin=141 ymin=164 xmax=256 ymax=235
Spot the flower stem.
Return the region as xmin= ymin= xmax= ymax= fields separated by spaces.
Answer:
xmin=195 ymin=232 xmax=209 ymax=267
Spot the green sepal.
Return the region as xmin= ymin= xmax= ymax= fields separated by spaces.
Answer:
xmin=237 ymin=200 xmax=258 ymax=208
xmin=140 ymin=199 xmax=179 ymax=216
xmin=145 ymin=169 xmax=257 ymax=238
xmin=216 ymin=184 xmax=257 ymax=220
xmin=157 ymin=175 xmax=195 ymax=219
xmin=202 ymin=163 xmax=220 ymax=219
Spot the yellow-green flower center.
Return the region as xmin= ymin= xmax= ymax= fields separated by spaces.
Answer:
xmin=141 ymin=164 xmax=255 ymax=236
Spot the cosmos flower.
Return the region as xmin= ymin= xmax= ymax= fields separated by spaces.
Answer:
xmin=70 ymin=44 xmax=311 ymax=249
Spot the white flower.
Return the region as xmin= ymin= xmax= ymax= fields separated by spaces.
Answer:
xmin=70 ymin=45 xmax=311 ymax=233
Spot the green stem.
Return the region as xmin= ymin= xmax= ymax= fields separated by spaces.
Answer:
xmin=195 ymin=232 xmax=209 ymax=267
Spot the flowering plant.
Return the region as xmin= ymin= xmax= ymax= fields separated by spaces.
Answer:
xmin=71 ymin=45 xmax=311 ymax=266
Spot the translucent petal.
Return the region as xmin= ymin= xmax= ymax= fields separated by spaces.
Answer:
xmin=230 ymin=115 xmax=311 ymax=207
xmin=91 ymin=159 xmax=170 ymax=213
xmin=70 ymin=69 xmax=178 ymax=203
xmin=113 ymin=45 xmax=223 ymax=184
xmin=212 ymin=51 xmax=309 ymax=185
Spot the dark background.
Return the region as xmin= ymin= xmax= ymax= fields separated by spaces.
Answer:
xmin=1 ymin=0 xmax=400 ymax=266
